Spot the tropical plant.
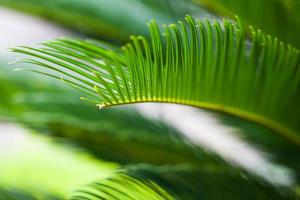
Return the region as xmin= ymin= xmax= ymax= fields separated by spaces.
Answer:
xmin=1 ymin=0 xmax=300 ymax=199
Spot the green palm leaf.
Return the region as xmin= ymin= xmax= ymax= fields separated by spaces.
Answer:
xmin=71 ymin=164 xmax=293 ymax=200
xmin=12 ymin=16 xmax=300 ymax=146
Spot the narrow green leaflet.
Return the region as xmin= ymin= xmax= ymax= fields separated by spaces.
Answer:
xmin=12 ymin=16 xmax=300 ymax=146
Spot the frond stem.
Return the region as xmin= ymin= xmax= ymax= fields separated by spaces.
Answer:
xmin=100 ymin=99 xmax=300 ymax=146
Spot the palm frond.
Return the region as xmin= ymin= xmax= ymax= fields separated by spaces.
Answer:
xmin=71 ymin=164 xmax=293 ymax=200
xmin=12 ymin=16 xmax=300 ymax=146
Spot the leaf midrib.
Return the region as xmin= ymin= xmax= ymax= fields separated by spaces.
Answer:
xmin=99 ymin=99 xmax=300 ymax=147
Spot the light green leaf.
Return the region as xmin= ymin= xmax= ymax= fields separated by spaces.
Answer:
xmin=12 ymin=16 xmax=300 ymax=147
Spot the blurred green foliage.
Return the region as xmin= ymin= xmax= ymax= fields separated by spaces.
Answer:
xmin=0 ymin=0 xmax=299 ymax=199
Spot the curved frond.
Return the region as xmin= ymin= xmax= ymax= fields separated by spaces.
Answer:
xmin=12 ymin=16 xmax=300 ymax=146
xmin=71 ymin=164 xmax=292 ymax=200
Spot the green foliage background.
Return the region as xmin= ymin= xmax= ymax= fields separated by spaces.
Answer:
xmin=0 ymin=0 xmax=299 ymax=199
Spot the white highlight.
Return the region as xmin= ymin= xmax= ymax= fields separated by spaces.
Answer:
xmin=0 ymin=8 xmax=70 ymax=50
xmin=135 ymin=103 xmax=294 ymax=186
